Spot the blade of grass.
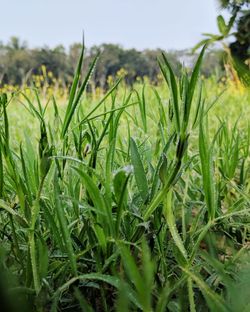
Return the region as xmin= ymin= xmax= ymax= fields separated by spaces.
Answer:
xmin=130 ymin=138 xmax=149 ymax=203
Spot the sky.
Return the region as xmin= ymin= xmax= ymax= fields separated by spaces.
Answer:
xmin=1 ymin=0 xmax=228 ymax=51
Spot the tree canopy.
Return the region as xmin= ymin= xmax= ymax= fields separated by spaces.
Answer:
xmin=0 ymin=37 xmax=225 ymax=87
xmin=218 ymin=0 xmax=250 ymax=61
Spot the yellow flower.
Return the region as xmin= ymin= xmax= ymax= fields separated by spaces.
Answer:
xmin=107 ymin=75 xmax=113 ymax=86
xmin=116 ymin=68 xmax=127 ymax=78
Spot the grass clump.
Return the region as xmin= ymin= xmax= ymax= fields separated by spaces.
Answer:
xmin=0 ymin=44 xmax=250 ymax=312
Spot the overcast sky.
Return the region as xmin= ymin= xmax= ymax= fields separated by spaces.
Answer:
xmin=1 ymin=0 xmax=228 ymax=50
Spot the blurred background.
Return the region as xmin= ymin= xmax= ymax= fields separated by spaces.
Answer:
xmin=0 ymin=0 xmax=249 ymax=90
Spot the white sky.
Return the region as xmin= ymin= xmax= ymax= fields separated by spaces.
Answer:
xmin=0 ymin=0 xmax=229 ymax=50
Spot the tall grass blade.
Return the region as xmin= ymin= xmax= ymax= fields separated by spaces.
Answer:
xmin=130 ymin=138 xmax=149 ymax=202
xmin=61 ymin=52 xmax=100 ymax=138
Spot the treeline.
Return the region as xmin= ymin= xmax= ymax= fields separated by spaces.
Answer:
xmin=0 ymin=37 xmax=224 ymax=87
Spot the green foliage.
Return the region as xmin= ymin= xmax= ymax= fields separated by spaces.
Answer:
xmin=195 ymin=0 xmax=250 ymax=86
xmin=0 ymin=38 xmax=226 ymax=88
xmin=0 ymin=44 xmax=250 ymax=312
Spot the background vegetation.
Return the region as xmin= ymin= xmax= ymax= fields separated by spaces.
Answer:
xmin=0 ymin=37 xmax=226 ymax=88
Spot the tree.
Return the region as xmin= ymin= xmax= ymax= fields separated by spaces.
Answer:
xmin=0 ymin=38 xmax=32 ymax=85
xmin=194 ymin=0 xmax=250 ymax=86
xmin=6 ymin=36 xmax=27 ymax=52
xmin=32 ymin=45 xmax=70 ymax=82
xmin=230 ymin=10 xmax=250 ymax=61
xmin=69 ymin=43 xmax=82 ymax=71
xmin=218 ymin=0 xmax=250 ymax=61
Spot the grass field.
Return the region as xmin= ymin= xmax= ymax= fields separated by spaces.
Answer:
xmin=0 ymin=47 xmax=250 ymax=312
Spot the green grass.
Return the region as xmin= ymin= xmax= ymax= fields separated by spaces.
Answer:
xmin=0 ymin=46 xmax=250 ymax=312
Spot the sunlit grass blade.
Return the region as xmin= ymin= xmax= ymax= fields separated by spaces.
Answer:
xmin=78 ymin=77 xmax=122 ymax=126
xmin=186 ymin=45 xmax=206 ymax=120
xmin=158 ymin=54 xmax=180 ymax=132
xmin=61 ymin=51 xmax=100 ymax=138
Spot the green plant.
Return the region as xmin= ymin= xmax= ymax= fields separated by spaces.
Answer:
xmin=0 ymin=42 xmax=249 ymax=312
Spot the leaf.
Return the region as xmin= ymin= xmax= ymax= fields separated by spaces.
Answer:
xmin=61 ymin=51 xmax=100 ymax=138
xmin=135 ymin=85 xmax=147 ymax=132
xmin=159 ymin=154 xmax=168 ymax=185
xmin=187 ymin=278 xmax=196 ymax=312
xmin=119 ymin=243 xmax=144 ymax=293
xmin=53 ymin=273 xmax=141 ymax=310
xmin=186 ymin=45 xmax=206 ymax=128
xmin=217 ymin=15 xmax=228 ymax=36
xmin=79 ymin=78 xmax=122 ymax=126
xmin=54 ymin=173 xmax=77 ymax=276
xmin=130 ymin=138 xmax=149 ymax=202
xmin=37 ymin=235 xmax=49 ymax=280
xmin=159 ymin=54 xmax=180 ymax=132
xmin=199 ymin=116 xmax=216 ymax=220
xmin=192 ymin=39 xmax=210 ymax=53
xmin=232 ymin=56 xmax=250 ymax=87
xmin=66 ymin=38 xmax=85 ymax=118
xmin=182 ymin=267 xmax=229 ymax=312
xmin=0 ymin=199 xmax=28 ymax=227
xmin=0 ymin=139 xmax=3 ymax=197
xmin=119 ymin=242 xmax=152 ymax=310
xmin=113 ymin=166 xmax=132 ymax=236
xmin=73 ymin=166 xmax=114 ymax=236
xmin=163 ymin=190 xmax=188 ymax=261
xmin=227 ymin=12 xmax=237 ymax=33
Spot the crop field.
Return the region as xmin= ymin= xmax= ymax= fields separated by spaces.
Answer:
xmin=0 ymin=47 xmax=250 ymax=312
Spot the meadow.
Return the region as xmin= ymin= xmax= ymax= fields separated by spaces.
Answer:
xmin=0 ymin=46 xmax=250 ymax=312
